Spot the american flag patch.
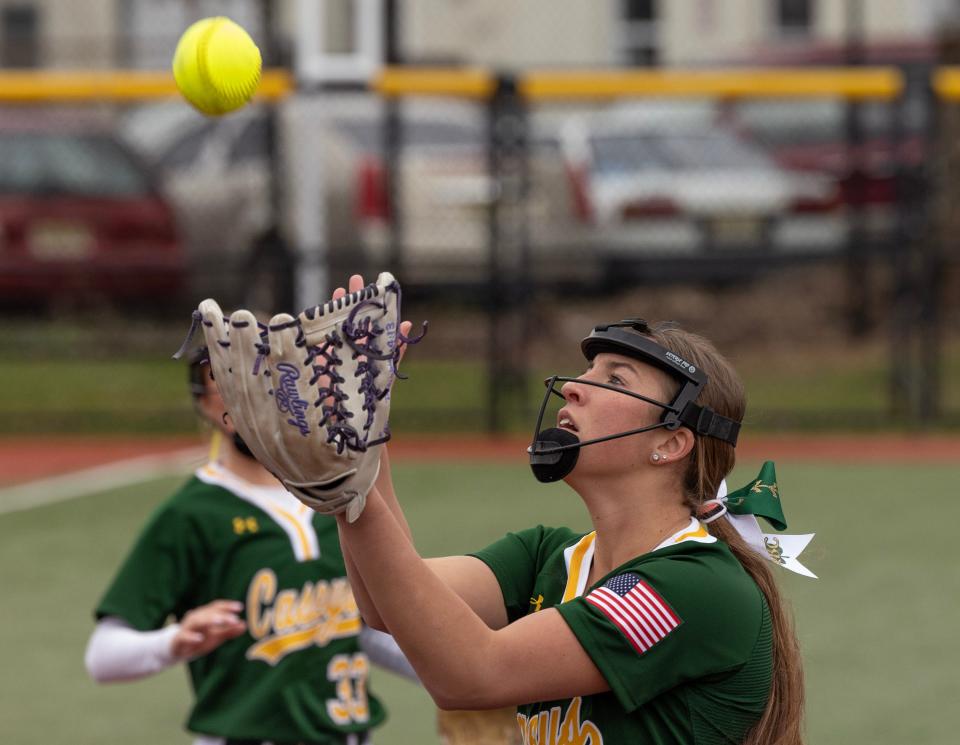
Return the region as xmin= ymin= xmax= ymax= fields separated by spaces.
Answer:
xmin=585 ymin=572 xmax=681 ymax=655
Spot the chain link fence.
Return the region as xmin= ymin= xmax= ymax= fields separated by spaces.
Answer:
xmin=0 ymin=0 xmax=956 ymax=434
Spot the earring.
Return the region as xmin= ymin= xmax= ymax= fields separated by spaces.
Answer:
xmin=651 ymin=453 xmax=661 ymax=462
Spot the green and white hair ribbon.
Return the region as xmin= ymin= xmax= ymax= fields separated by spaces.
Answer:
xmin=714 ymin=462 xmax=817 ymax=579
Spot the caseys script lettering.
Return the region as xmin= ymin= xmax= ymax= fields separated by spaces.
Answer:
xmin=245 ymin=569 xmax=361 ymax=665
xmin=274 ymin=362 xmax=311 ymax=436
xmin=516 ymin=697 xmax=602 ymax=745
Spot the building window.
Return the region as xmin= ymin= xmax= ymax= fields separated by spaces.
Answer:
xmin=776 ymin=0 xmax=812 ymax=36
xmin=2 ymin=5 xmax=39 ymax=68
xmin=620 ymin=0 xmax=658 ymax=67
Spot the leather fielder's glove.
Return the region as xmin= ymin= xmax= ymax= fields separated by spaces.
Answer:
xmin=177 ymin=272 xmax=425 ymax=522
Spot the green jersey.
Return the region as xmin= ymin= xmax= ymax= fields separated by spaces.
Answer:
xmin=95 ymin=462 xmax=385 ymax=743
xmin=472 ymin=518 xmax=771 ymax=745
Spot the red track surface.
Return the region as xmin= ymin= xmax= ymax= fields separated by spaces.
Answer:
xmin=0 ymin=433 xmax=956 ymax=488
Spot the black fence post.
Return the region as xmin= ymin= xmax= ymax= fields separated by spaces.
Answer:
xmin=889 ymin=69 xmax=919 ymax=421
xmin=844 ymin=0 xmax=871 ymax=337
xmin=246 ymin=0 xmax=295 ymax=310
xmin=889 ymin=66 xmax=944 ymax=427
xmin=486 ymin=72 xmax=531 ymax=434
xmin=383 ymin=0 xmax=404 ymax=278
xmin=918 ymin=72 xmax=944 ymax=425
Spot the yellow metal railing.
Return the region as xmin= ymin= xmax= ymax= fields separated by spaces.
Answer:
xmin=373 ymin=66 xmax=904 ymax=100
xmin=932 ymin=66 xmax=960 ymax=101
xmin=11 ymin=65 xmax=960 ymax=103
xmin=0 ymin=68 xmax=293 ymax=102
xmin=521 ymin=67 xmax=903 ymax=100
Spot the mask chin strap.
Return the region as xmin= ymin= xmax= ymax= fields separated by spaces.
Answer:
xmin=528 ymin=426 xmax=581 ymax=483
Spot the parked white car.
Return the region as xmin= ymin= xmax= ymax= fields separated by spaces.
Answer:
xmin=552 ymin=102 xmax=846 ymax=259
xmin=120 ymin=97 xmax=589 ymax=305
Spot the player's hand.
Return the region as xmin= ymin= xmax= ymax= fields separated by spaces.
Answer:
xmin=333 ymin=275 xmax=413 ymax=511
xmin=332 ymin=274 xmax=414 ymax=364
xmin=171 ymin=599 xmax=246 ymax=661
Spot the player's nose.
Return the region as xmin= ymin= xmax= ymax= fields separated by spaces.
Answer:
xmin=559 ymin=378 xmax=586 ymax=404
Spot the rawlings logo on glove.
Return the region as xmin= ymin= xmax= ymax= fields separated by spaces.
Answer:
xmin=175 ymin=272 xmax=425 ymax=522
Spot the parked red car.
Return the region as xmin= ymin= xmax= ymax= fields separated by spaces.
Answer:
xmin=0 ymin=112 xmax=184 ymax=307
xmin=726 ymin=40 xmax=933 ymax=231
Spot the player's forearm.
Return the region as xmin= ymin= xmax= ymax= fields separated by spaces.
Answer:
xmin=337 ymin=489 xmax=501 ymax=707
xmin=84 ymin=617 xmax=180 ymax=683
xmin=339 ymin=526 xmax=387 ymax=631
xmin=374 ymin=446 xmax=413 ymax=542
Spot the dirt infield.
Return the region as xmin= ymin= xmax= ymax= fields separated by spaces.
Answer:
xmin=0 ymin=433 xmax=956 ymax=488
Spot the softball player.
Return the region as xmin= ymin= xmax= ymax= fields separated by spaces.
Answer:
xmin=331 ymin=276 xmax=804 ymax=745
xmin=85 ymin=348 xmax=413 ymax=745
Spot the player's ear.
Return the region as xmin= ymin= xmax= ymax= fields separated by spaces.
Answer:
xmin=658 ymin=427 xmax=695 ymax=462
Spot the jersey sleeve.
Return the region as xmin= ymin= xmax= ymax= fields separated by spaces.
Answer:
xmin=94 ymin=502 xmax=206 ymax=631
xmin=468 ymin=526 xmax=553 ymax=622
xmin=554 ymin=550 xmax=766 ymax=712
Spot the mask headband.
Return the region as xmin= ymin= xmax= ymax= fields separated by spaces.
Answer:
xmin=582 ymin=320 xmax=740 ymax=443
xmin=528 ymin=319 xmax=740 ymax=482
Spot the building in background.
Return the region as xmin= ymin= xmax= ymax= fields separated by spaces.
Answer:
xmin=402 ymin=0 xmax=952 ymax=68
xmin=0 ymin=0 xmax=955 ymax=72
xmin=0 ymin=0 xmax=115 ymax=67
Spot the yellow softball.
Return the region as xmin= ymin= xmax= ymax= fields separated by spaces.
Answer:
xmin=172 ymin=16 xmax=262 ymax=116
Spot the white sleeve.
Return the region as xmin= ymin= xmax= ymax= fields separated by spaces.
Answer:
xmin=84 ymin=617 xmax=181 ymax=683
xmin=358 ymin=626 xmax=419 ymax=682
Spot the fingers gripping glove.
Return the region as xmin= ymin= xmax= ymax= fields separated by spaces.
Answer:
xmin=187 ymin=272 xmax=424 ymax=522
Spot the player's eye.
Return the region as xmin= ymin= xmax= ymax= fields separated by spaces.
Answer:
xmin=608 ymin=374 xmax=625 ymax=386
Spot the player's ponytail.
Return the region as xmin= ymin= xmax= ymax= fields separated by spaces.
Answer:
xmin=643 ymin=324 xmax=805 ymax=745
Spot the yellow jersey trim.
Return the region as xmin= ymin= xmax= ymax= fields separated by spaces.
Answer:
xmin=562 ymin=532 xmax=596 ymax=603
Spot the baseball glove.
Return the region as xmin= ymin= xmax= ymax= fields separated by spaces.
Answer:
xmin=177 ymin=271 xmax=424 ymax=522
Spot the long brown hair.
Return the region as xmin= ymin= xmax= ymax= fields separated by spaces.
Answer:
xmin=643 ymin=323 xmax=805 ymax=745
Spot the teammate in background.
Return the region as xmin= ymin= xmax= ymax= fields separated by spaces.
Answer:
xmin=331 ymin=277 xmax=805 ymax=745
xmin=85 ymin=346 xmax=414 ymax=745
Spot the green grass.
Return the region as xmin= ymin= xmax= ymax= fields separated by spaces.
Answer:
xmin=1 ymin=313 xmax=959 ymax=433
xmin=4 ymin=349 xmax=960 ymax=435
xmin=0 ymin=359 xmax=197 ymax=433
xmin=0 ymin=458 xmax=956 ymax=744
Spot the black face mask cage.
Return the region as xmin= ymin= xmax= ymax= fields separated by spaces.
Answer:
xmin=187 ymin=345 xmax=211 ymax=400
xmin=527 ymin=319 xmax=740 ymax=483
xmin=529 ymin=375 xmax=680 ymax=458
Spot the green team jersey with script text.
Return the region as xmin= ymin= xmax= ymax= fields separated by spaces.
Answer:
xmin=471 ymin=519 xmax=771 ymax=745
xmin=95 ymin=463 xmax=384 ymax=743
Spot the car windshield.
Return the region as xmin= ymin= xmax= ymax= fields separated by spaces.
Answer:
xmin=590 ymin=130 xmax=773 ymax=174
xmin=659 ymin=132 xmax=774 ymax=169
xmin=590 ymin=134 xmax=671 ymax=173
xmin=0 ymin=132 xmax=151 ymax=195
